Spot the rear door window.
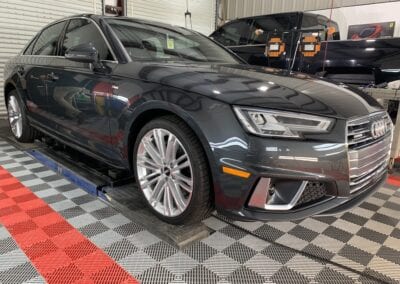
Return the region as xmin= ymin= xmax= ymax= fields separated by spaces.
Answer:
xmin=32 ymin=21 xmax=66 ymax=56
xmin=211 ymin=20 xmax=253 ymax=46
xmin=60 ymin=19 xmax=113 ymax=61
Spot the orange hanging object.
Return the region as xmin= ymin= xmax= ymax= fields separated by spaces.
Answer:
xmin=327 ymin=26 xmax=336 ymax=35
xmin=265 ymin=37 xmax=285 ymax=58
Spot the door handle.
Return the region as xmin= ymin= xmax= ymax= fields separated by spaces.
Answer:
xmin=47 ymin=72 xmax=59 ymax=81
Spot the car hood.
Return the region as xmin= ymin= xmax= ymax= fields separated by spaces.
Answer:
xmin=117 ymin=62 xmax=383 ymax=119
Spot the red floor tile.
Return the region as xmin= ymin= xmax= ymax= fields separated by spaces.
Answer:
xmin=0 ymin=166 xmax=139 ymax=284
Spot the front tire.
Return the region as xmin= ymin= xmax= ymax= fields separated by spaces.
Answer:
xmin=133 ymin=115 xmax=212 ymax=225
xmin=6 ymin=90 xmax=35 ymax=143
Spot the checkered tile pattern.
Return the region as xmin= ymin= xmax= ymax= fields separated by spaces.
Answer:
xmin=212 ymin=184 xmax=400 ymax=283
xmin=1 ymin=138 xmax=400 ymax=283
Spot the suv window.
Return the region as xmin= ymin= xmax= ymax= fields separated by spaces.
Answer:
xmin=211 ymin=20 xmax=252 ymax=46
xmin=302 ymin=14 xmax=340 ymax=41
xmin=32 ymin=21 xmax=66 ymax=56
xmin=249 ymin=14 xmax=298 ymax=44
xmin=60 ymin=19 xmax=113 ymax=60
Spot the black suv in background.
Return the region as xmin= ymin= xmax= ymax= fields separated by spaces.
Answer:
xmin=211 ymin=12 xmax=400 ymax=86
xmin=4 ymin=15 xmax=392 ymax=224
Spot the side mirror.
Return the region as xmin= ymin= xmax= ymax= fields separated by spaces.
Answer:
xmin=65 ymin=43 xmax=99 ymax=64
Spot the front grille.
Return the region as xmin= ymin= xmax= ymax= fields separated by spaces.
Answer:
xmin=296 ymin=182 xmax=327 ymax=207
xmin=347 ymin=112 xmax=391 ymax=150
xmin=347 ymin=112 xmax=392 ymax=194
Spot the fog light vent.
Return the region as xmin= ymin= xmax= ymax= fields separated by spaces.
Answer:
xmin=296 ymin=182 xmax=327 ymax=207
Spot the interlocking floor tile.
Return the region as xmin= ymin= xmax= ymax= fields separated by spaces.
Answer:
xmin=184 ymin=264 xmax=219 ymax=284
xmin=160 ymin=252 xmax=198 ymax=275
xmin=104 ymin=238 xmax=138 ymax=261
xmin=222 ymin=242 xmax=257 ymax=264
xmin=182 ymin=241 xmax=218 ymax=263
xmin=261 ymin=244 xmax=297 ymax=264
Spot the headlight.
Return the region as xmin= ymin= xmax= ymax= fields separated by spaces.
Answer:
xmin=233 ymin=106 xmax=334 ymax=138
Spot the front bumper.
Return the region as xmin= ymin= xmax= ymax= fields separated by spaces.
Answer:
xmin=211 ymin=116 xmax=391 ymax=222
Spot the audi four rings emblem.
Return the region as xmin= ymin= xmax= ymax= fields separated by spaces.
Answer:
xmin=371 ymin=120 xmax=387 ymax=139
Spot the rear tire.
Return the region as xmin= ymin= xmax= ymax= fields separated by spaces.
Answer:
xmin=133 ymin=115 xmax=212 ymax=225
xmin=6 ymin=90 xmax=35 ymax=143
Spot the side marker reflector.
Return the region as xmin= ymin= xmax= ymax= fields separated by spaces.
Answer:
xmin=222 ymin=166 xmax=251 ymax=179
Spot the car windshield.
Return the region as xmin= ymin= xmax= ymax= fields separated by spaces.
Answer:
xmin=105 ymin=18 xmax=240 ymax=63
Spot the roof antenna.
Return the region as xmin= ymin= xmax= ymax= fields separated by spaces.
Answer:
xmin=185 ymin=0 xmax=192 ymax=29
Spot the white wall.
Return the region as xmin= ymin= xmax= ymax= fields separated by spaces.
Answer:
xmin=127 ymin=0 xmax=216 ymax=35
xmin=311 ymin=2 xmax=400 ymax=39
xmin=224 ymin=0 xmax=398 ymax=21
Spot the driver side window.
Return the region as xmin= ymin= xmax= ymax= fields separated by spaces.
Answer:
xmin=60 ymin=19 xmax=113 ymax=61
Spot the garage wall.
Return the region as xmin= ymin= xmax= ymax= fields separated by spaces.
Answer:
xmin=0 ymin=0 xmax=102 ymax=118
xmin=311 ymin=2 xmax=400 ymax=39
xmin=127 ymin=0 xmax=216 ymax=35
xmin=223 ymin=0 xmax=399 ymax=20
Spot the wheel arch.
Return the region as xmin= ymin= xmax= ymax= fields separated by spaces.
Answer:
xmin=4 ymin=81 xmax=17 ymax=108
xmin=125 ymin=102 xmax=219 ymax=201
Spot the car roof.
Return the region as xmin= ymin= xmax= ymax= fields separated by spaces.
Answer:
xmin=227 ymin=11 xmax=301 ymax=22
xmin=57 ymin=14 xmax=181 ymax=31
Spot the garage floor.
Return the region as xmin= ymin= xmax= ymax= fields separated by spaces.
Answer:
xmin=0 ymin=135 xmax=400 ymax=283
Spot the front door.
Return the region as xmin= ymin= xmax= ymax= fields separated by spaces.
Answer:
xmin=45 ymin=18 xmax=120 ymax=164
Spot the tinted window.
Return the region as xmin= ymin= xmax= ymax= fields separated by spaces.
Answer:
xmin=61 ymin=19 xmax=113 ymax=60
xmin=302 ymin=14 xmax=340 ymax=41
xmin=249 ymin=14 xmax=298 ymax=44
xmin=211 ymin=20 xmax=252 ymax=46
xmin=107 ymin=18 xmax=239 ymax=64
xmin=32 ymin=21 xmax=66 ymax=55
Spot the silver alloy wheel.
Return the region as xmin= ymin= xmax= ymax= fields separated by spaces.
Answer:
xmin=136 ymin=128 xmax=193 ymax=217
xmin=7 ymin=96 xmax=23 ymax=139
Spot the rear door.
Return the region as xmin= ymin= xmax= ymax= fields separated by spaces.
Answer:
xmin=46 ymin=18 xmax=120 ymax=163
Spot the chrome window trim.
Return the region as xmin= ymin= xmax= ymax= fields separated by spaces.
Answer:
xmin=19 ymin=54 xmax=118 ymax=64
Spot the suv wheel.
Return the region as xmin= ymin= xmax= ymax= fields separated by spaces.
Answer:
xmin=7 ymin=90 xmax=35 ymax=143
xmin=133 ymin=115 xmax=212 ymax=224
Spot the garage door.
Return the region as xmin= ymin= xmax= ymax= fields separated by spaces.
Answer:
xmin=0 ymin=0 xmax=102 ymax=118
xmin=127 ymin=0 xmax=216 ymax=36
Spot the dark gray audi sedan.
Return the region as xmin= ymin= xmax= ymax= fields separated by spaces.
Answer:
xmin=3 ymin=14 xmax=392 ymax=224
